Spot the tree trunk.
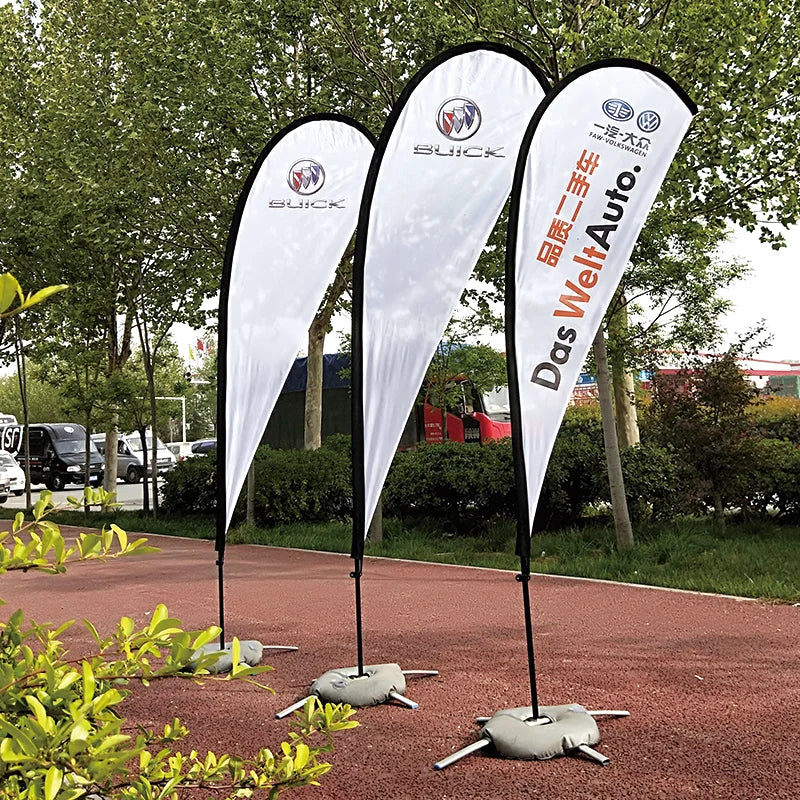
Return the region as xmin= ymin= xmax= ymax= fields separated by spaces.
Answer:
xmin=149 ymin=384 xmax=159 ymax=518
xmin=612 ymin=368 xmax=640 ymax=448
xmin=304 ymin=319 xmax=325 ymax=450
xmin=138 ymin=427 xmax=150 ymax=513
xmin=14 ymin=322 xmax=32 ymax=511
xmin=712 ymin=491 xmax=725 ymax=534
xmin=83 ymin=415 xmax=91 ymax=515
xmin=608 ymin=294 xmax=640 ymax=449
xmin=104 ymin=424 xmax=118 ymax=496
xmin=303 ymin=250 xmax=352 ymax=450
xmin=593 ymin=328 xmax=634 ymax=551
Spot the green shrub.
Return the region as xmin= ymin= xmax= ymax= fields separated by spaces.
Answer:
xmin=160 ymin=452 xmax=219 ymax=515
xmin=619 ymin=441 xmax=684 ymax=521
xmin=749 ymin=396 xmax=800 ymax=443
xmin=161 ymin=441 xmax=351 ymax=526
xmin=383 ymin=408 xmax=607 ymax=534
xmin=248 ymin=443 xmax=351 ymax=526
xmin=383 ymin=439 xmax=516 ymax=533
xmin=739 ymin=438 xmax=800 ymax=519
xmin=0 ymin=490 xmax=357 ymax=799
xmin=537 ymin=408 xmax=605 ymax=529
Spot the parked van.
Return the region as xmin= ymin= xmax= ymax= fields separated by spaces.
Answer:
xmin=91 ymin=432 xmax=176 ymax=479
xmin=0 ymin=423 xmax=103 ymax=491
xmin=90 ymin=434 xmax=142 ymax=484
xmin=124 ymin=432 xmax=177 ymax=474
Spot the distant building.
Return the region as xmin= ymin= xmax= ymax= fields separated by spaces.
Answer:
xmin=768 ymin=374 xmax=800 ymax=398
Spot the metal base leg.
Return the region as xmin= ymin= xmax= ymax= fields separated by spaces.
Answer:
xmin=577 ymin=744 xmax=610 ymax=765
xmin=434 ymin=738 xmax=492 ymax=770
xmin=275 ymin=696 xmax=314 ymax=719
xmin=389 ymin=690 xmax=418 ymax=709
xmin=588 ymin=710 xmax=630 ymax=719
xmin=263 ymin=645 xmax=299 ymax=652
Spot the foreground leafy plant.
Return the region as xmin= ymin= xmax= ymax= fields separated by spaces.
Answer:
xmin=0 ymin=492 xmax=357 ymax=799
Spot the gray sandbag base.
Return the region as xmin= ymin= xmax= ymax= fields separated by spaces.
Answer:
xmin=311 ymin=663 xmax=406 ymax=706
xmin=482 ymin=704 xmax=600 ymax=760
xmin=190 ymin=639 xmax=264 ymax=674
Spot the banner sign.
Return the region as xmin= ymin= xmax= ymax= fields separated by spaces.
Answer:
xmin=352 ymin=43 xmax=549 ymax=548
xmin=506 ymin=60 xmax=696 ymax=547
xmin=217 ymin=115 xmax=375 ymax=542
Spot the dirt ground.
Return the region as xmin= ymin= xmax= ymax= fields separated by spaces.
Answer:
xmin=3 ymin=529 xmax=799 ymax=799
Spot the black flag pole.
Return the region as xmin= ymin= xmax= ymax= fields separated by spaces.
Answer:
xmin=504 ymin=174 xmax=541 ymax=718
xmin=350 ymin=194 xmax=367 ymax=676
xmin=214 ymin=213 xmax=234 ymax=650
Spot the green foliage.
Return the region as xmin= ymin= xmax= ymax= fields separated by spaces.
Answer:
xmin=646 ymin=353 xmax=764 ymax=522
xmin=0 ymin=373 xmax=68 ymax=424
xmin=736 ymin=438 xmax=800 ymax=521
xmin=618 ymin=441 xmax=683 ymax=522
xmin=161 ymin=440 xmax=352 ymax=526
xmin=1 ymin=490 xmax=156 ymax=575
xmin=537 ymin=407 xmax=606 ymax=530
xmin=159 ymin=454 xmax=218 ymax=515
xmin=749 ymin=396 xmax=800 ymax=444
xmin=383 ymin=440 xmax=516 ymax=534
xmin=249 ymin=445 xmax=352 ymax=527
xmin=0 ymin=274 xmax=67 ymax=320
xmin=423 ymin=325 xmax=508 ymax=426
xmin=0 ymin=494 xmax=357 ymax=799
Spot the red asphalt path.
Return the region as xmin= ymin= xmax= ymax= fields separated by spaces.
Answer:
xmin=2 ymin=530 xmax=799 ymax=799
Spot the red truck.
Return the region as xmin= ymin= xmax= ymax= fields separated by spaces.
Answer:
xmin=420 ymin=382 xmax=512 ymax=444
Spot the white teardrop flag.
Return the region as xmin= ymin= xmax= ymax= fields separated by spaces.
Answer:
xmin=353 ymin=44 xmax=549 ymax=549
xmin=218 ymin=115 xmax=374 ymax=542
xmin=506 ymin=60 xmax=696 ymax=546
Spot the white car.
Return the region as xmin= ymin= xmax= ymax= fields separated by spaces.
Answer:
xmin=0 ymin=449 xmax=25 ymax=495
xmin=166 ymin=441 xmax=197 ymax=462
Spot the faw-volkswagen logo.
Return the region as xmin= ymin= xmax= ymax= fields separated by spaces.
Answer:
xmin=288 ymin=159 xmax=325 ymax=195
xmin=602 ymin=98 xmax=634 ymax=122
xmin=436 ymin=97 xmax=482 ymax=140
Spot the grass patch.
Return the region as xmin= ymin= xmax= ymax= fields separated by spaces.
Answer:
xmin=4 ymin=506 xmax=799 ymax=602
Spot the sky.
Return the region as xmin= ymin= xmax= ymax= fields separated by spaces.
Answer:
xmin=716 ymin=226 xmax=799 ymax=362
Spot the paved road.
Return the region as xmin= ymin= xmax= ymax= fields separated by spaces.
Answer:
xmin=3 ymin=478 xmax=163 ymax=511
xmin=4 ymin=532 xmax=798 ymax=800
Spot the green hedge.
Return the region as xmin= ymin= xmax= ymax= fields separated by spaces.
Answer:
xmin=749 ymin=396 xmax=800 ymax=443
xmin=382 ymin=439 xmax=515 ymax=533
xmin=162 ymin=399 xmax=800 ymax=531
xmin=160 ymin=438 xmax=351 ymax=526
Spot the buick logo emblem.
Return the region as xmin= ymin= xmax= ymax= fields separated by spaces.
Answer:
xmin=602 ymin=98 xmax=634 ymax=122
xmin=436 ymin=97 xmax=481 ymax=140
xmin=288 ymin=159 xmax=325 ymax=195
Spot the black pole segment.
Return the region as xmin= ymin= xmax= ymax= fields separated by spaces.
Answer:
xmin=516 ymin=556 xmax=539 ymax=717
xmin=505 ymin=111 xmax=542 ymax=710
xmin=350 ymin=558 xmax=365 ymax=676
xmin=217 ymin=556 xmax=226 ymax=650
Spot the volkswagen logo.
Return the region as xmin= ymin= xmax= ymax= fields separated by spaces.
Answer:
xmin=436 ymin=97 xmax=482 ymax=140
xmin=602 ymin=98 xmax=634 ymax=122
xmin=288 ymin=159 xmax=325 ymax=195
xmin=637 ymin=110 xmax=661 ymax=132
